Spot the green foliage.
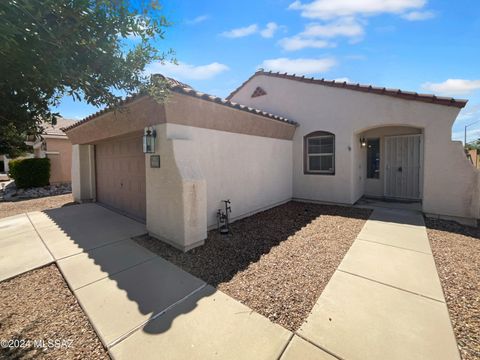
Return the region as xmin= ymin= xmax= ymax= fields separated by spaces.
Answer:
xmin=8 ymin=158 xmax=51 ymax=188
xmin=466 ymin=138 xmax=480 ymax=151
xmin=0 ymin=0 xmax=173 ymax=156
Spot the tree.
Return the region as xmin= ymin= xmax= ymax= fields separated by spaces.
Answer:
xmin=466 ymin=139 xmax=480 ymax=151
xmin=0 ymin=0 xmax=173 ymax=157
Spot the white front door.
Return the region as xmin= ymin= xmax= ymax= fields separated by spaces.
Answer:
xmin=384 ymin=134 xmax=423 ymax=200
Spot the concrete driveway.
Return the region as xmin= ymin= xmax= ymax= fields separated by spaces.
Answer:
xmin=0 ymin=204 xmax=461 ymax=360
xmin=0 ymin=203 xmax=291 ymax=360
xmin=0 ymin=213 xmax=53 ymax=282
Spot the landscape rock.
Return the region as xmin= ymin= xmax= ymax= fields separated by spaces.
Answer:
xmin=0 ymin=183 xmax=72 ymax=202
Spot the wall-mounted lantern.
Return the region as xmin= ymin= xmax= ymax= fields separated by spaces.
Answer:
xmin=360 ymin=137 xmax=367 ymax=148
xmin=143 ymin=127 xmax=157 ymax=153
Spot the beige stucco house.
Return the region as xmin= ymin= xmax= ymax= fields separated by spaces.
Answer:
xmin=64 ymin=72 xmax=479 ymax=251
xmin=28 ymin=118 xmax=76 ymax=184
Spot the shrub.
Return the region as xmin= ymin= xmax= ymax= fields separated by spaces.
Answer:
xmin=9 ymin=158 xmax=51 ymax=188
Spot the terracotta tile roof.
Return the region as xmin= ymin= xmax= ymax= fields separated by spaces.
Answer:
xmin=164 ymin=77 xmax=296 ymax=126
xmin=226 ymin=70 xmax=468 ymax=109
xmin=62 ymin=75 xmax=296 ymax=132
xmin=43 ymin=118 xmax=77 ymax=136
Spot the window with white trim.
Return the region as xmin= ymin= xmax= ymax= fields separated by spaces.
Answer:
xmin=304 ymin=131 xmax=335 ymax=174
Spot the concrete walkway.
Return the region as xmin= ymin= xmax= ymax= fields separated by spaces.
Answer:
xmin=0 ymin=213 xmax=53 ymax=282
xmin=295 ymin=208 xmax=460 ymax=360
xmin=0 ymin=204 xmax=291 ymax=360
xmin=0 ymin=204 xmax=461 ymax=359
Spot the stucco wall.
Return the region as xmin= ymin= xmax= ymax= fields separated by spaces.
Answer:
xmin=165 ymin=92 xmax=296 ymax=140
xmin=146 ymin=123 xmax=292 ymax=251
xmin=67 ymin=97 xmax=166 ymax=145
xmin=230 ymin=74 xmax=479 ymax=221
xmin=71 ymin=144 xmax=96 ymax=202
xmin=145 ymin=124 xmax=207 ymax=251
xmin=166 ymin=123 xmax=293 ymax=227
xmin=45 ymin=137 xmax=72 ymax=183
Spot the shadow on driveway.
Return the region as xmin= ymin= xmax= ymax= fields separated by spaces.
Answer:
xmin=34 ymin=201 xmax=370 ymax=354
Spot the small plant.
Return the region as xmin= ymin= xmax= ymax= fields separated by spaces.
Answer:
xmin=9 ymin=158 xmax=51 ymax=188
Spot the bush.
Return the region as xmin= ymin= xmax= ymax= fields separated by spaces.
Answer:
xmin=9 ymin=158 xmax=51 ymax=188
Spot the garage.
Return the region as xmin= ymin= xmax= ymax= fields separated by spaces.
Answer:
xmin=95 ymin=133 xmax=146 ymax=221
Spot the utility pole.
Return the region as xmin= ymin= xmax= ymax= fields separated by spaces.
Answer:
xmin=464 ymin=120 xmax=480 ymax=147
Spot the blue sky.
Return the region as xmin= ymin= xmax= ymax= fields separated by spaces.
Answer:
xmin=54 ymin=0 xmax=480 ymax=142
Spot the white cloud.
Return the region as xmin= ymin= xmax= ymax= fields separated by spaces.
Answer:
xmin=279 ymin=36 xmax=333 ymax=51
xmin=452 ymin=127 xmax=480 ymax=143
xmin=259 ymin=57 xmax=336 ymax=75
xmin=260 ymin=22 xmax=279 ymax=38
xmin=221 ymin=22 xmax=282 ymax=39
xmin=288 ymin=0 xmax=426 ymax=20
xmin=401 ymin=10 xmax=435 ymax=20
xmin=186 ymin=15 xmax=210 ymax=25
xmin=146 ymin=61 xmax=229 ymax=80
xmin=302 ymin=18 xmax=365 ymax=38
xmin=221 ymin=24 xmax=258 ymax=38
xmin=334 ymin=77 xmax=351 ymax=83
xmin=279 ymin=18 xmax=363 ymax=51
xmin=421 ymin=79 xmax=480 ymax=95
xmin=457 ymin=104 xmax=480 ymax=122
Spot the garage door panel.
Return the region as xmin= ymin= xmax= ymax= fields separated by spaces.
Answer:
xmin=95 ymin=135 xmax=146 ymax=221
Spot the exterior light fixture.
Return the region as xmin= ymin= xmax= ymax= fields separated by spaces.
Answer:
xmin=360 ymin=137 xmax=367 ymax=148
xmin=143 ymin=127 xmax=157 ymax=153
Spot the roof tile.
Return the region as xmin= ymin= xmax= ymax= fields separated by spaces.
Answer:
xmin=63 ymin=76 xmax=296 ymax=132
xmin=226 ymin=70 xmax=468 ymax=108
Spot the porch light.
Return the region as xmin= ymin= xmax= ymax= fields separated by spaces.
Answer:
xmin=143 ymin=127 xmax=157 ymax=153
xmin=360 ymin=137 xmax=367 ymax=147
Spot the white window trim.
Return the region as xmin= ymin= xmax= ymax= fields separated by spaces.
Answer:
xmin=306 ymin=135 xmax=335 ymax=174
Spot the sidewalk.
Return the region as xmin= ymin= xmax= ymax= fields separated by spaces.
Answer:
xmin=296 ymin=208 xmax=460 ymax=360
xmin=0 ymin=205 xmax=461 ymax=359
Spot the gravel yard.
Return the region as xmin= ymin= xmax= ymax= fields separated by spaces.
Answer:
xmin=135 ymin=201 xmax=371 ymax=331
xmin=426 ymin=218 xmax=480 ymax=360
xmin=0 ymin=264 xmax=109 ymax=360
xmin=0 ymin=194 xmax=75 ymax=219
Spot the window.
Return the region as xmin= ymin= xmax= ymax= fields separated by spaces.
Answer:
xmin=367 ymin=138 xmax=380 ymax=179
xmin=304 ymin=131 xmax=335 ymax=174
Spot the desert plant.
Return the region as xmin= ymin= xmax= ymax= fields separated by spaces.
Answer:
xmin=9 ymin=158 xmax=51 ymax=188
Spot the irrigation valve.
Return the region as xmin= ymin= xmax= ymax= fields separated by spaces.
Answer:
xmin=217 ymin=199 xmax=232 ymax=235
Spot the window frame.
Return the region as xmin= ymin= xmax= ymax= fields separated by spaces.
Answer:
xmin=303 ymin=131 xmax=335 ymax=175
xmin=366 ymin=138 xmax=380 ymax=179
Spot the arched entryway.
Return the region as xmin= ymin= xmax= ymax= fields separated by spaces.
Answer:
xmin=357 ymin=125 xmax=424 ymax=201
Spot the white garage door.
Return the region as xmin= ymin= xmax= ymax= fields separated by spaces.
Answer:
xmin=95 ymin=133 xmax=146 ymax=221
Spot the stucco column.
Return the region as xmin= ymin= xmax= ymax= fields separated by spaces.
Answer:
xmin=146 ymin=124 xmax=207 ymax=252
xmin=71 ymin=144 xmax=96 ymax=202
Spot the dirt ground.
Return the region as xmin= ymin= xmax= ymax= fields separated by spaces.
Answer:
xmin=0 ymin=264 xmax=109 ymax=360
xmin=135 ymin=201 xmax=371 ymax=331
xmin=426 ymin=218 xmax=480 ymax=360
xmin=0 ymin=194 xmax=75 ymax=219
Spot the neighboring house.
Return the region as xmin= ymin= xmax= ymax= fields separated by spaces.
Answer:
xmin=0 ymin=154 xmax=10 ymax=174
xmin=28 ymin=118 xmax=76 ymax=184
xmin=467 ymin=149 xmax=480 ymax=169
xmin=64 ymin=73 xmax=479 ymax=252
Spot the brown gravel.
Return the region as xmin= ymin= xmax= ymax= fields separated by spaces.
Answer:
xmin=0 ymin=194 xmax=76 ymax=219
xmin=0 ymin=264 xmax=109 ymax=360
xmin=135 ymin=201 xmax=370 ymax=331
xmin=426 ymin=218 xmax=480 ymax=360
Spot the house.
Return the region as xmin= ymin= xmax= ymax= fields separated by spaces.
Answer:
xmin=0 ymin=155 xmax=10 ymax=175
xmin=467 ymin=149 xmax=480 ymax=168
xmin=28 ymin=118 xmax=76 ymax=184
xmin=64 ymin=72 xmax=479 ymax=252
